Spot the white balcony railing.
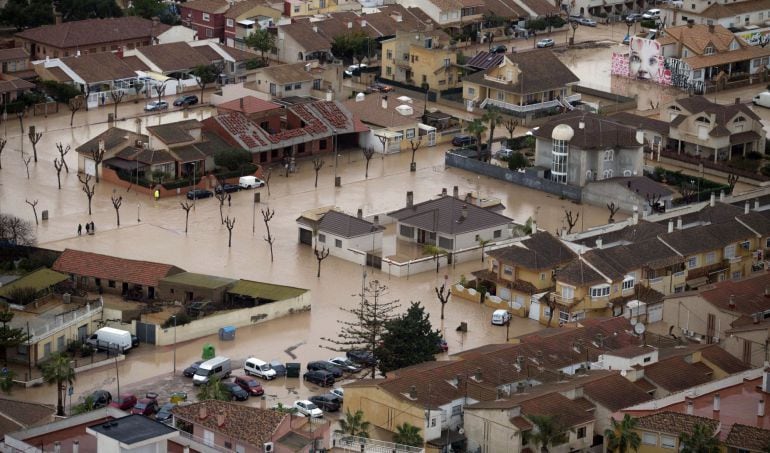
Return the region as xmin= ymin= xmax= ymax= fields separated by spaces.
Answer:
xmin=480 ymin=94 xmax=581 ymax=113
xmin=333 ymin=433 xmax=424 ymax=453
xmin=29 ymin=299 xmax=103 ymax=342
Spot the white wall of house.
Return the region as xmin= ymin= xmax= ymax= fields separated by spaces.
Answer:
xmin=597 ymin=350 xmax=658 ymax=371
xmin=316 ymin=230 xmax=383 ymax=263
xmin=464 ymin=408 xmax=522 ymax=453
xmin=157 ymin=25 xmax=197 ymax=44
xmin=209 ymin=82 xmax=271 ymax=106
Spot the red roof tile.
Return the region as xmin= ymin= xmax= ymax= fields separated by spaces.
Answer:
xmin=52 ymin=249 xmax=183 ymax=288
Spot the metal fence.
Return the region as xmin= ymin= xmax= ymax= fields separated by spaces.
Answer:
xmin=332 ymin=432 xmax=424 ymax=453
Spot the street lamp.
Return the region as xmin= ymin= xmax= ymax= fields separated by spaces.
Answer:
xmin=172 ymin=315 xmax=177 ymax=375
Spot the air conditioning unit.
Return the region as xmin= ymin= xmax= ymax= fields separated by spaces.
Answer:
xmin=264 ymin=442 xmax=274 ymax=452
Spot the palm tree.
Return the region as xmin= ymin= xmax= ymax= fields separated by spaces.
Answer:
xmin=42 ymin=352 xmax=75 ymax=416
xmin=478 ymin=236 xmax=491 ymax=263
xmin=337 ymin=409 xmax=371 ymax=438
xmin=680 ymin=422 xmax=720 ymax=453
xmin=605 ymin=414 xmax=641 ymax=453
xmin=196 ymin=375 xmax=230 ymax=402
xmin=528 ymin=414 xmax=568 ymax=453
xmin=393 ymin=422 xmax=423 ymax=447
xmin=423 ymin=244 xmax=447 ymax=274
xmin=273 ymin=402 xmax=299 ymax=415
xmin=466 ymin=119 xmax=488 ymax=162
xmin=482 ymin=106 xmax=503 ymax=156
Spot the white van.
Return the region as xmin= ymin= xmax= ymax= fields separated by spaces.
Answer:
xmin=642 ymin=9 xmax=661 ymax=19
xmin=86 ymin=327 xmax=133 ymax=352
xmin=238 ymin=176 xmax=265 ymax=189
xmin=193 ymin=356 xmax=232 ymax=385
xmin=244 ymin=357 xmax=277 ymax=380
xmin=491 ymin=309 xmax=512 ymax=326
xmin=754 ymin=92 xmax=770 ymax=108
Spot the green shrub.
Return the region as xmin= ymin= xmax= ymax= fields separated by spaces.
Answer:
xmin=162 ymin=313 xmax=192 ymax=328
xmin=640 ymin=19 xmax=657 ymax=29
xmin=6 ymin=287 xmax=37 ymax=305
xmin=214 ymin=148 xmax=253 ymax=171
xmin=507 ymin=152 xmax=529 ymax=170
xmin=40 ymin=80 xmax=81 ymax=103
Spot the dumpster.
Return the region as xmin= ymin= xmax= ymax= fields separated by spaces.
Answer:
xmin=219 ymin=326 xmax=236 ymax=341
xmin=202 ymin=343 xmax=216 ymax=360
xmin=286 ymin=362 xmax=301 ymax=378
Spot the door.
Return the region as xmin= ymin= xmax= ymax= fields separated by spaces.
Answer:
xmin=299 ymin=228 xmax=313 ymax=245
xmin=148 ymin=286 xmax=155 ymax=299
xmin=706 ymin=313 xmax=716 ymax=344
xmin=78 ymin=324 xmax=88 ymax=342
xmin=529 ymin=298 xmax=541 ymax=321
xmin=417 ymin=229 xmax=426 ymax=244
xmin=498 ymin=287 xmax=511 ymax=301
xmin=122 ymin=282 xmax=129 ymax=294
xmin=135 ymin=321 xmax=156 ymax=345
xmin=427 ymin=130 xmax=436 ymax=146
xmin=647 ymin=304 xmax=663 ymax=323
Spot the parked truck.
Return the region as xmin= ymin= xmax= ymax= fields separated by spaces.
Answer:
xmin=86 ymin=327 xmax=133 ymax=353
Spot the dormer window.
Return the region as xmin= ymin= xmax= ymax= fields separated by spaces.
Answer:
xmin=734 ymin=116 xmax=746 ymax=123
xmin=704 ymin=46 xmax=715 ymax=55
xmin=695 ymin=115 xmax=711 ymax=124
xmin=590 ymin=284 xmax=610 ymax=298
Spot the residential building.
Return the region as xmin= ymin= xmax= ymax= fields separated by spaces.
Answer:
xmin=224 ymin=0 xmax=282 ymax=50
xmin=157 ymin=272 xmax=237 ymax=304
xmin=609 ymin=111 xmax=670 ymax=152
xmin=276 ymin=21 xmax=335 ymax=63
xmin=247 ymin=61 xmax=343 ymax=100
xmin=581 ymin=176 xmax=674 ymax=215
xmin=284 ymin=0 xmax=341 ymax=17
xmin=396 ymin=0 xmax=483 ymax=27
xmin=658 ymin=23 xmax=770 ymax=93
xmin=663 ymin=273 xmax=770 ymax=367
xmin=631 ymin=412 xmax=721 ymax=453
xmin=472 ymin=230 xmax=575 ymax=318
xmin=0 ymin=47 xmax=34 ymax=81
xmin=296 ymin=207 xmax=385 ymax=264
xmin=664 ymin=95 xmax=765 ymax=163
xmin=180 ymin=0 xmax=230 ymax=41
xmin=143 ymin=119 xmax=233 ymax=178
xmin=0 ymin=268 xmax=67 ymax=305
xmin=380 ymin=29 xmax=461 ymax=90
xmin=52 ymin=248 xmax=185 ymax=300
xmin=725 ymin=424 xmax=770 ymax=453
xmin=533 ymin=111 xmax=644 ymax=187
xmin=387 ymin=190 xmax=514 ymax=267
xmin=87 ymin=414 xmax=179 ymax=451
xmin=172 ymin=400 xmax=331 ymax=451
xmin=462 ymin=50 xmax=580 ymax=118
xmin=661 ymin=0 xmax=770 ymax=29
xmin=16 ymin=16 xmax=170 ymax=60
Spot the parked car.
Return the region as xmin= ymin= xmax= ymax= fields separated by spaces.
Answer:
xmin=183 ymin=361 xmax=203 ymax=378
xmin=155 ymin=402 xmax=176 ymax=423
xmin=494 ymin=148 xmax=514 ymax=160
xmin=347 ymin=349 xmax=376 ymax=366
xmin=90 ymin=390 xmax=112 ymax=409
xmin=270 ymin=360 xmax=287 ymax=377
xmin=575 ymin=17 xmax=597 ymax=26
xmin=328 ymin=357 xmax=362 ymax=373
xmin=642 ymin=8 xmax=661 ymax=19
xmin=451 ymin=134 xmax=476 ymax=147
xmin=234 ymin=375 xmax=264 ymax=396
xmin=293 ymin=400 xmax=323 ymax=418
xmin=173 ymin=95 xmax=199 ymax=107
xmin=238 ymin=176 xmax=265 ymax=189
xmin=307 ymin=361 xmax=343 ymax=378
xmin=754 ymin=92 xmax=770 ymax=108
xmin=436 ymin=337 xmax=449 ymax=353
xmin=144 ymin=100 xmax=168 ymax=112
xmin=344 ymin=64 xmax=368 ymax=77
xmin=244 ymin=358 xmax=276 ymax=380
xmin=309 ymin=394 xmax=341 ymax=412
xmin=536 ymin=38 xmax=555 ymax=48
xmin=490 ymin=44 xmax=507 ymax=54
xmin=109 ymin=393 xmax=137 ymax=410
xmin=367 ymin=82 xmax=394 ymax=93
xmin=330 ymin=387 xmax=344 ymax=402
xmin=215 ymin=184 xmax=240 ymax=194
xmin=303 ymin=369 xmax=335 ymax=387
xmin=625 ymin=12 xmax=643 ymax=22
xmin=186 ymin=189 xmax=213 ymax=200
xmin=131 ymin=397 xmax=159 ymax=416
xmin=492 ymin=309 xmax=512 ymax=326
xmin=223 ymin=382 xmax=250 ymax=401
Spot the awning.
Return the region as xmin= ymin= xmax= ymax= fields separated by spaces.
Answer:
xmin=686 ymin=276 xmax=708 ymax=288
xmin=730 ymin=130 xmax=761 ymax=145
xmin=145 ymin=71 xmax=172 ymax=82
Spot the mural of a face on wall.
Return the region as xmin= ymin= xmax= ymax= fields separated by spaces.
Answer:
xmin=629 ymin=37 xmax=663 ymax=81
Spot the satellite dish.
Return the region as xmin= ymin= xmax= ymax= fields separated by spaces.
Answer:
xmin=634 ymin=323 xmax=646 ymax=335
xmin=458 ymin=428 xmax=465 ymax=435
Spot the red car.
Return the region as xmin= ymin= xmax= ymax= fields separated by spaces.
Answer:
xmin=234 ymin=375 xmax=264 ymax=396
xmin=131 ymin=398 xmax=159 ymax=416
xmin=109 ymin=393 xmax=137 ymax=410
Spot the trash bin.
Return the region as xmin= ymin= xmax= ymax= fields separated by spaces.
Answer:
xmin=286 ymin=362 xmax=300 ymax=378
xmin=219 ymin=326 xmax=236 ymax=341
xmin=202 ymin=343 xmax=216 ymax=360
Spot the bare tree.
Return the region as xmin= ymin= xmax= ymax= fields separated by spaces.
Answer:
xmin=503 ymin=118 xmax=519 ymax=140
xmin=53 ymin=158 xmax=64 ymax=189
xmin=21 ymin=152 xmax=31 ymax=179
xmin=435 ymin=280 xmax=451 ymax=334
xmin=646 ymin=193 xmax=661 ymax=212
xmin=90 ymin=141 xmax=106 ymax=183
xmin=154 ymin=81 xmax=168 ymax=106
xmin=110 ymin=89 xmax=125 ymax=120
xmin=0 ymin=213 xmax=36 ymax=245
xmin=262 ymin=207 xmax=275 ymax=262
xmin=376 ymin=134 xmax=388 ymax=155
xmin=607 ymin=202 xmax=620 ymax=223
xmin=25 ymin=199 xmax=38 ymax=225
xmin=362 ymin=146 xmax=375 ymax=179
xmin=180 ymin=201 xmax=192 ymax=234
xmin=69 ymin=96 xmax=84 ymax=127
xmin=680 ymin=183 xmax=697 ymax=204
xmin=111 ymin=193 xmax=122 ymax=226
xmin=408 ymin=139 xmax=421 ymax=171
xmin=312 ymin=157 xmax=324 ymax=188
xmin=0 ymin=137 xmax=6 ymax=169
xmin=727 ymin=173 xmax=739 ymax=193
xmin=214 ymin=187 xmax=227 ymax=224
xmin=564 ymin=209 xmax=579 ymax=235
xmin=224 ymin=216 xmax=236 ymax=247
xmin=56 ymin=143 xmax=70 ymax=173
xmin=262 ymin=167 xmax=272 ymax=196
xmin=28 ymin=126 xmax=42 ymax=163
xmin=78 ymin=174 xmax=95 ymax=215
xmin=314 ymin=245 xmax=330 ymax=277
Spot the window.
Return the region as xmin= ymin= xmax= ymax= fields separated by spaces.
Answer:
xmin=603 ymin=149 xmax=614 ymax=161
xmin=687 ymin=256 xmax=698 ymax=268
xmin=206 ymin=29 xmax=213 ymax=38
xmin=661 ymin=436 xmax=676 ymax=449
xmin=451 ymin=405 xmax=462 ymax=415
xmin=496 ymin=91 xmax=504 ymax=101
xmin=467 ymin=87 xmax=475 ymax=96
xmin=561 ymin=286 xmax=574 ymax=300
xmin=386 ymin=49 xmax=393 ymax=59
xmin=430 ymin=417 xmax=437 ymax=427
xmin=43 ymin=342 xmax=51 ymax=357
xmin=318 ymin=233 xmax=326 ymax=243
xmin=725 ymin=244 xmax=736 ymax=259
xmin=705 ymin=252 xmax=716 ymax=264
xmin=400 ymin=225 xmax=414 ymax=237
xmin=695 ymin=115 xmax=711 ymax=124
xmin=642 ymin=433 xmax=658 ymax=445
xmin=735 ymin=116 xmax=746 ymax=123
xmin=95 ymin=278 xmax=101 ymax=287
xmin=766 ymin=237 xmax=770 ymax=248
xmin=577 ymin=427 xmax=586 ymax=439
xmin=204 ymin=430 xmax=215 ymax=447
xmin=704 ymin=46 xmax=715 ymax=55
xmin=590 ymin=285 xmax=610 ymax=298
xmin=438 ymin=236 xmax=453 ymax=249
xmin=503 ymin=265 xmax=513 ymax=276
xmin=285 ymin=84 xmax=292 ymax=91
xmin=492 ymin=260 xmax=499 ymax=272
xmin=294 ymin=5 xmax=300 ymax=12
xmin=294 ymin=83 xmax=301 ymax=89
xmin=224 ymin=442 xmax=232 ymax=449
xmin=335 ymin=239 xmax=342 ymax=248
xmin=313 ymin=79 xmax=321 ymax=90
xmin=57 ymin=335 xmax=65 ymax=351
xmin=108 ymin=280 xmax=115 ymax=288
xmin=493 ymin=230 xmax=501 ymax=238
xmin=622 ymin=275 xmax=634 ymax=290
xmin=406 ymin=128 xmax=415 ymax=139
xmin=559 ymin=310 xmax=570 ymax=322
xmin=202 ymin=13 xmax=210 ymax=21
xmin=226 ymin=18 xmax=233 ymax=27
xmin=540 ymin=273 xmax=546 ymax=281
xmin=402 ymin=53 xmax=409 ymax=61
xmin=386 ymin=66 xmax=392 ymax=76
xmin=674 ymin=284 xmax=685 ymax=293
xmin=733 ymin=271 xmax=742 ymax=279
xmin=602 ymin=169 xmax=613 ymax=179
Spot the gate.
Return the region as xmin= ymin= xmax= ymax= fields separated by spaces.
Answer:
xmin=299 ymin=227 xmax=313 ymax=245
xmin=136 ymin=321 xmax=157 ymax=345
xmin=366 ymin=253 xmax=382 ymax=269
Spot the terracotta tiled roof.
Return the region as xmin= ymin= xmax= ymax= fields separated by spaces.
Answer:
xmin=317 ymin=210 xmax=384 ymax=239
xmin=698 ymin=273 xmax=770 ymax=317
xmin=52 ymin=249 xmax=184 ymax=287
xmin=138 ymin=42 xmax=211 ymax=73
xmin=583 ymin=373 xmax=653 ymax=411
xmin=487 ymin=232 xmax=575 ymax=271
xmin=725 ymin=424 xmax=770 ymax=452
xmin=464 ymin=51 xmax=578 ymax=96
xmin=635 ymin=411 xmax=720 ymax=437
xmin=388 ymin=195 xmax=513 ymax=236
xmin=642 ymin=356 xmax=714 ymax=392
xmin=0 ymin=47 xmax=28 ymax=62
xmin=534 ymin=111 xmax=640 ymax=150
xmin=685 ymin=45 xmax=770 ymax=69
xmin=343 ymin=93 xmax=425 ymax=128
xmin=520 ymin=392 xmax=595 ymax=428
xmin=16 ymin=17 xmax=169 ymax=49
xmin=700 ymin=345 xmax=751 ymax=374
xmin=61 ymin=52 xmax=137 ymax=84
xmin=181 ymin=0 xmax=229 ymax=14
xmin=173 ymin=400 xmax=287 ymax=447
xmin=662 ymin=23 xmax=742 ymax=54
xmin=254 ymin=62 xmax=314 ymax=85
xmin=658 ymin=219 xmax=755 ymax=256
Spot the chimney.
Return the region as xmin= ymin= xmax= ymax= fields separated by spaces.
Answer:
xmin=709 ymin=23 xmax=715 ymax=33
xmin=453 ymin=185 xmax=459 ymax=198
xmin=686 ymin=399 xmax=694 ymax=415
xmin=373 ymin=215 xmax=379 ymax=228
xmin=736 ymin=97 xmax=741 ymax=105
xmin=72 ymin=441 xmax=80 ymax=453
xmin=465 ymin=192 xmax=473 ymax=203
xmin=759 ymin=399 xmax=766 ymax=417
xmin=596 ymin=237 xmax=603 ymax=248
xmin=361 ymin=19 xmax=367 ymax=27
xmin=710 ymin=192 xmax=715 ymax=207
xmin=713 ymin=393 xmax=721 ymax=412
xmin=441 ymin=187 xmax=447 ymax=196
xmin=409 ymin=385 xmax=417 ymax=399
xmin=676 ymin=217 xmax=683 ymax=230
xmin=199 ymin=405 xmax=208 ymax=420
xmin=746 ymin=201 xmax=751 ymax=214
xmin=357 ymin=208 xmax=363 ymax=219
xmin=216 ymin=410 xmax=225 ymax=427
xmin=406 ymin=191 xmax=413 ymax=208
xmin=381 ymin=95 xmax=388 ymax=109
xmin=531 ymin=220 xmax=537 ymax=233
xmin=183 ymin=448 xmax=190 ymax=453
xmin=632 ymin=206 xmax=639 ymax=225
xmin=720 ymin=190 xmax=725 ymax=201
xmin=460 ymin=205 xmax=468 ymax=221
xmin=313 ymin=25 xmax=318 ymax=33
xmin=578 ymin=120 xmax=585 ymax=130
xmin=668 ymin=220 xmax=674 ymax=233
xmin=729 ymin=294 xmax=735 ymax=308
xmin=475 ymin=369 xmax=482 ymax=381
xmin=54 ymin=11 xmax=62 ymax=25
xmin=240 ymin=97 xmax=244 ymax=110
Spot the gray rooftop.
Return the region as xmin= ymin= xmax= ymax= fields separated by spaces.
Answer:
xmin=87 ymin=414 xmax=177 ymax=445
xmin=388 ymin=195 xmax=513 ymax=236
xmin=318 ymin=210 xmax=384 ymax=239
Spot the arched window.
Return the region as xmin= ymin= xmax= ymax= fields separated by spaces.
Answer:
xmin=623 ymin=170 xmax=632 ymax=177
xmin=603 ymin=169 xmax=613 ymax=179
xmin=695 ymin=116 xmax=711 ymax=124
xmin=734 ymin=116 xmax=746 ymax=123
xmin=603 ymin=149 xmax=614 ymax=162
xmin=586 ymin=170 xmax=593 ymax=181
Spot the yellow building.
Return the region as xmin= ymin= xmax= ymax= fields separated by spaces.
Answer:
xmin=284 ymin=0 xmax=339 ymax=17
xmin=629 ymin=412 xmax=720 ymax=453
xmin=380 ymin=29 xmax=460 ymax=91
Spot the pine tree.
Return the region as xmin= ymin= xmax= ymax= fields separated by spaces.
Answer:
xmin=377 ymin=302 xmax=441 ymax=373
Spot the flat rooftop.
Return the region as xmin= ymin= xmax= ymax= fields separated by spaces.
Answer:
xmin=87 ymin=414 xmax=177 ymax=445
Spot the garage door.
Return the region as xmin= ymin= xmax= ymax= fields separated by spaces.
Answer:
xmin=298 ymin=227 xmax=313 ymax=245
xmin=498 ymin=287 xmax=511 ymax=301
xmin=647 ymin=304 xmax=663 ymax=323
xmin=529 ymin=299 xmax=541 ymax=321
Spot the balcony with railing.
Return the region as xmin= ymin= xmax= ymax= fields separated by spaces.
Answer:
xmin=549 ymin=292 xmax=575 ymax=306
xmin=480 ymin=94 xmax=581 ymax=113
xmin=332 ymin=432 xmax=424 ymax=452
